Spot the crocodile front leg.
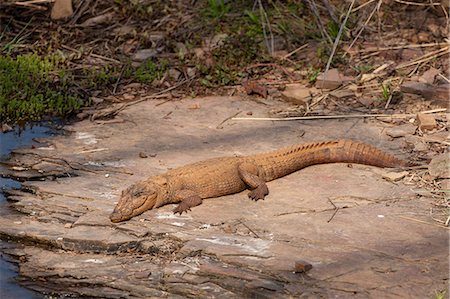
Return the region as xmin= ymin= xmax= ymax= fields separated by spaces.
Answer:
xmin=238 ymin=162 xmax=269 ymax=201
xmin=173 ymin=190 xmax=203 ymax=214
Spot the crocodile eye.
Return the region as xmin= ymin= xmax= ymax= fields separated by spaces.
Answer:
xmin=133 ymin=190 xmax=145 ymax=197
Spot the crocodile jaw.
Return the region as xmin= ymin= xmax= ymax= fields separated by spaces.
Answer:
xmin=110 ymin=191 xmax=158 ymax=223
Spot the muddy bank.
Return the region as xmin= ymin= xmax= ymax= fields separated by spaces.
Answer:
xmin=0 ymin=97 xmax=448 ymax=298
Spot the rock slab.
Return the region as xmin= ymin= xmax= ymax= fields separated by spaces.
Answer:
xmin=0 ymin=96 xmax=447 ymax=298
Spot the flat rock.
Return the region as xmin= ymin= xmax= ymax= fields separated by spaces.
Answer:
xmin=417 ymin=113 xmax=437 ymax=131
xmin=439 ymin=179 xmax=450 ymax=190
xmin=113 ymin=25 xmax=135 ymax=36
xmin=0 ymin=96 xmax=447 ymax=298
xmin=51 ymin=0 xmax=73 ymax=20
xmin=73 ymin=211 xmax=114 ymax=227
xmin=381 ymin=171 xmax=409 ymax=182
xmin=1 ymin=123 xmax=13 ymax=133
xmin=419 ymin=67 xmax=439 ymax=84
xmin=81 ymin=12 xmax=115 ymax=27
xmin=329 ymin=89 xmax=354 ymax=99
xmin=385 ymin=123 xmax=417 ymax=138
xmin=280 ymin=84 xmax=317 ymax=105
xmin=414 ymin=141 xmax=428 ymax=152
xmin=401 ymin=81 xmax=430 ymax=95
xmin=428 ymin=153 xmax=450 ymax=179
xmin=132 ymin=49 xmax=159 ymax=62
xmin=401 ymin=81 xmax=449 ymax=107
xmin=316 ymin=69 xmax=353 ymax=90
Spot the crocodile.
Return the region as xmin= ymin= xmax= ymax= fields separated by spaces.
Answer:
xmin=110 ymin=140 xmax=411 ymax=222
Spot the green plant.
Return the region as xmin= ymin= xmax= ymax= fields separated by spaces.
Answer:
xmin=114 ymin=0 xmax=154 ymax=17
xmin=245 ymin=10 xmax=260 ymax=24
xmin=307 ymin=66 xmax=321 ymax=83
xmin=381 ymin=83 xmax=391 ymax=101
xmin=195 ymin=32 xmax=259 ymax=87
xmin=432 ymin=289 xmax=446 ymax=299
xmin=327 ymin=20 xmax=341 ymax=40
xmin=1 ymin=19 xmax=32 ymax=54
xmin=244 ymin=10 xmax=264 ymax=35
xmin=316 ymin=41 xmax=330 ymax=63
xmin=135 ymin=59 xmax=169 ymax=83
xmin=198 ymin=64 xmax=241 ymax=87
xmin=352 ymin=64 xmax=374 ymax=74
xmin=213 ymin=33 xmax=259 ymax=66
xmin=0 ymin=54 xmax=84 ymax=123
xmin=205 ymin=0 xmax=230 ymax=19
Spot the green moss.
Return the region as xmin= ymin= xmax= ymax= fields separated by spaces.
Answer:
xmin=135 ymin=59 xmax=169 ymax=83
xmin=114 ymin=0 xmax=154 ymax=18
xmin=0 ymin=54 xmax=83 ymax=123
xmin=204 ymin=0 xmax=230 ymax=19
xmin=196 ymin=33 xmax=259 ymax=87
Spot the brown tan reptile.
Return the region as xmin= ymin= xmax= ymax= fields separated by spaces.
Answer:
xmin=110 ymin=140 xmax=411 ymax=222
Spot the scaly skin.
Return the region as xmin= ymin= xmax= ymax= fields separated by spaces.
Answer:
xmin=110 ymin=140 xmax=410 ymax=222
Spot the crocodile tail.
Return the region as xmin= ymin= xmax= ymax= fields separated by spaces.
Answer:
xmin=253 ymin=140 xmax=411 ymax=181
xmin=328 ymin=140 xmax=410 ymax=168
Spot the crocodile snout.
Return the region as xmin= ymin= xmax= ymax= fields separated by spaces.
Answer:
xmin=110 ymin=207 xmax=132 ymax=223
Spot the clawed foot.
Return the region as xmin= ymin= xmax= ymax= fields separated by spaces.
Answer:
xmin=173 ymin=203 xmax=191 ymax=215
xmin=172 ymin=194 xmax=203 ymax=215
xmin=248 ymin=185 xmax=269 ymax=201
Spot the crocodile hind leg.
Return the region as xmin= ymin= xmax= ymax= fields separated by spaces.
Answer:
xmin=238 ymin=162 xmax=269 ymax=201
xmin=173 ymin=190 xmax=203 ymax=214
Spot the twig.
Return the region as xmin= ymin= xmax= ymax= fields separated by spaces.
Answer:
xmin=281 ymin=43 xmax=309 ymax=60
xmin=232 ymin=109 xmax=446 ymax=121
xmin=345 ymin=0 xmax=382 ymax=56
xmin=234 ymin=114 xmax=411 ymax=121
xmin=352 ymin=0 xmax=376 ymax=12
xmin=418 ymin=108 xmax=447 ymax=114
xmin=309 ymin=94 xmax=328 ymax=109
xmin=398 ymin=216 xmax=449 ymax=229
xmin=257 ymin=0 xmax=274 ymax=54
xmin=305 ymin=0 xmax=333 ymax=44
xmin=14 ymin=0 xmax=54 ymax=4
xmin=321 ymin=0 xmax=338 ymax=23
xmin=70 ymin=0 xmax=93 ymax=25
xmin=394 ymin=0 xmax=441 ymax=6
xmin=438 ymin=73 xmax=450 ymax=84
xmin=327 ymin=208 xmax=339 ymax=223
xmin=325 ymin=0 xmax=356 ymax=73
xmin=113 ymin=66 xmax=125 ymax=94
xmin=395 ymin=46 xmax=450 ymax=70
xmin=327 ymin=198 xmax=339 ymax=223
xmin=237 ymin=220 xmax=260 ymax=238
xmin=245 ymin=63 xmax=295 ymax=80
xmin=430 ymin=208 xmax=447 ymax=224
xmin=13 ymin=2 xmax=48 ymax=9
xmin=126 ymin=79 xmax=191 ymax=108
xmin=216 ymin=111 xmax=242 ymax=129
xmin=90 ymin=53 xmax=121 ymax=64
xmin=385 ymin=77 xmax=405 ymax=109
xmin=421 ymin=137 xmax=450 ymax=146
xmin=355 ymin=42 xmax=448 ymax=53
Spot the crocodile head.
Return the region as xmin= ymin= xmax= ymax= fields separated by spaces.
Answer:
xmin=110 ymin=180 xmax=160 ymax=223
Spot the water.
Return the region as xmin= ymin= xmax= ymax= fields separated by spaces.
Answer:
xmin=1 ymin=122 xmax=61 ymax=299
xmin=0 ymin=251 xmax=43 ymax=299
